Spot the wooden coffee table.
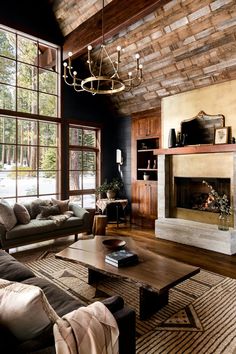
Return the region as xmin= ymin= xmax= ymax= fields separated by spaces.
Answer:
xmin=56 ymin=236 xmax=200 ymax=320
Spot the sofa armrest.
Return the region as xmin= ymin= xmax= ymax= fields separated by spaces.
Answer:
xmin=69 ymin=203 xmax=93 ymax=233
xmin=0 ymin=223 xmax=7 ymax=247
xmin=113 ymin=306 xmax=136 ymax=354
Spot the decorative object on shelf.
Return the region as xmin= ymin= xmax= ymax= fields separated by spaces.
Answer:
xmin=143 ymin=172 xmax=149 ymax=180
xmin=168 ymin=128 xmax=176 ymax=148
xmin=181 ymin=111 xmax=225 ymax=145
xmin=153 ymin=160 xmax=157 ymax=169
xmin=62 ymin=0 xmax=143 ymax=95
xmin=141 ymin=142 xmax=147 ymax=149
xmin=202 ymin=180 xmax=232 ymax=231
xmin=95 ymin=178 xmax=124 ymax=199
xmin=214 ymin=127 xmax=229 ymax=145
xmin=147 ymin=160 xmax=151 ymax=169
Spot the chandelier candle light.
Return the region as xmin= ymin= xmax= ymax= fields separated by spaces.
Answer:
xmin=63 ymin=0 xmax=143 ymax=95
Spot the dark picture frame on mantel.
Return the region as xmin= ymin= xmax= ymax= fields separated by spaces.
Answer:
xmin=214 ymin=127 xmax=229 ymax=145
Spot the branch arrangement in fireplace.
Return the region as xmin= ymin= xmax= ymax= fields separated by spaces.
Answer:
xmin=202 ymin=180 xmax=232 ymax=216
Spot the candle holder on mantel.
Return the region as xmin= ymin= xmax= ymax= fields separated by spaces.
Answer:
xmin=168 ymin=128 xmax=176 ymax=148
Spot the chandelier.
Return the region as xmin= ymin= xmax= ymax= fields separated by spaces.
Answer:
xmin=63 ymin=0 xmax=143 ymax=95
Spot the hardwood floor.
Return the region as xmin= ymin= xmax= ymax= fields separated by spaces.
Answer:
xmin=10 ymin=222 xmax=236 ymax=279
xmin=107 ymin=224 xmax=236 ymax=279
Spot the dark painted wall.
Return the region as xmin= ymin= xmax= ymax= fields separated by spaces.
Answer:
xmin=0 ymin=0 xmax=63 ymax=45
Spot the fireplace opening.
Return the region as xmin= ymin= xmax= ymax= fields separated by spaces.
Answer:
xmin=175 ymin=177 xmax=230 ymax=213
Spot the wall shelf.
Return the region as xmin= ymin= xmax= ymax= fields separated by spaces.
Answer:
xmin=154 ymin=144 xmax=236 ymax=156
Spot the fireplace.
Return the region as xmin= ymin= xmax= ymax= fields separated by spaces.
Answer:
xmin=155 ymin=150 xmax=236 ymax=255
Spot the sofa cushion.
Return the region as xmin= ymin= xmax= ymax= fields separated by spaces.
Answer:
xmin=5 ymin=219 xmax=58 ymax=240
xmin=0 ymin=199 xmax=17 ymax=231
xmin=51 ymin=198 xmax=69 ymax=213
xmin=0 ymin=279 xmax=59 ymax=341
xmin=0 ymin=250 xmax=35 ymax=281
xmin=13 ymin=203 xmax=31 ymax=224
xmin=22 ymin=277 xmax=83 ymax=317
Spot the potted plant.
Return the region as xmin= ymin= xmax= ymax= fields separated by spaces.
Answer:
xmin=96 ymin=178 xmax=124 ymax=199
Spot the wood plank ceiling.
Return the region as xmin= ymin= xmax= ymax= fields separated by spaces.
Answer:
xmin=51 ymin=0 xmax=236 ymax=117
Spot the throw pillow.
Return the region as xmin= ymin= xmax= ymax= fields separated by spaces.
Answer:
xmin=0 ymin=279 xmax=59 ymax=341
xmin=36 ymin=205 xmax=60 ymax=219
xmin=30 ymin=199 xmax=51 ymax=219
xmin=51 ymin=198 xmax=69 ymax=214
xmin=13 ymin=203 xmax=31 ymax=224
xmin=0 ymin=199 xmax=17 ymax=231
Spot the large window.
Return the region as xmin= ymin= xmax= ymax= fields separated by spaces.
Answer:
xmin=0 ymin=116 xmax=60 ymax=203
xmin=68 ymin=125 xmax=100 ymax=209
xmin=0 ymin=25 xmax=60 ymax=117
xmin=0 ymin=25 xmax=61 ymax=203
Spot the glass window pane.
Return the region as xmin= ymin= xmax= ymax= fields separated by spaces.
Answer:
xmin=69 ymin=195 xmax=82 ymax=206
xmin=39 ymin=93 xmax=57 ymax=117
xmin=17 ymin=88 xmax=37 ymax=114
xmin=69 ymin=171 xmax=81 ymax=190
xmin=39 ymin=69 xmax=57 ymax=94
xmin=17 ymin=36 xmax=37 ymax=65
xmin=83 ymin=151 xmax=96 ymax=170
xmin=69 ymin=127 xmax=82 ymax=145
xmin=0 ymin=171 xmax=16 ymax=198
xmin=39 ymin=171 xmax=57 ymax=195
xmin=83 ymin=194 xmax=96 ymax=209
xmin=0 ymin=144 xmax=16 ymax=169
xmin=0 ymin=116 xmax=16 ymax=144
xmin=17 ymin=146 xmax=37 ymax=169
xmin=69 ymin=150 xmax=82 ymax=170
xmin=17 ymin=171 xmax=37 ymax=196
xmin=39 ymin=122 xmax=57 ymax=146
xmin=18 ymin=119 xmax=37 ymax=145
xmin=0 ymin=28 xmax=16 ymax=59
xmin=18 ymin=63 xmax=37 ymax=89
xmin=83 ymin=129 xmax=96 ymax=147
xmin=0 ymin=57 xmax=16 ymax=85
xmin=83 ymin=171 xmax=96 ymax=189
xmin=39 ymin=147 xmax=58 ymax=170
xmin=0 ymin=84 xmax=16 ymax=110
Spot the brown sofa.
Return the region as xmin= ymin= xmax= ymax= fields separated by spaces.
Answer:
xmin=0 ymin=250 xmax=136 ymax=354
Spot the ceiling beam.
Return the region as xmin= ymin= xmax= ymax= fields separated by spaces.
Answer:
xmin=63 ymin=0 xmax=170 ymax=60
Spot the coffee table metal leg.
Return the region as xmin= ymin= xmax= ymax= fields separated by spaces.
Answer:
xmin=139 ymin=287 xmax=169 ymax=320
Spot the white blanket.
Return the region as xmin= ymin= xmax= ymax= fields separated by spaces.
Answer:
xmin=53 ymin=301 xmax=119 ymax=354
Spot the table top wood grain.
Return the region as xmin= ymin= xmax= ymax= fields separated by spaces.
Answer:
xmin=56 ymin=236 xmax=200 ymax=294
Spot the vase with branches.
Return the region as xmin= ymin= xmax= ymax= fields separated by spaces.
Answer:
xmin=202 ymin=180 xmax=232 ymax=230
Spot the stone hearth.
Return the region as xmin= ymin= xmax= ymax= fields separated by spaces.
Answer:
xmin=155 ymin=149 xmax=236 ymax=255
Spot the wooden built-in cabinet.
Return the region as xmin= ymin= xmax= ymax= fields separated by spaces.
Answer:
xmin=131 ymin=108 xmax=161 ymax=228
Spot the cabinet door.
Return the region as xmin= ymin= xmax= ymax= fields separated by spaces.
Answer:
xmin=148 ymin=116 xmax=160 ymax=136
xmin=133 ymin=116 xmax=160 ymax=138
xmin=131 ymin=181 xmax=157 ymax=227
xmin=136 ymin=118 xmax=149 ymax=138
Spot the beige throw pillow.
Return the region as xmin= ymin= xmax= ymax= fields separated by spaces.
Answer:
xmin=0 ymin=279 xmax=59 ymax=341
xmin=51 ymin=198 xmax=69 ymax=213
xmin=13 ymin=203 xmax=31 ymax=224
xmin=0 ymin=199 xmax=17 ymax=231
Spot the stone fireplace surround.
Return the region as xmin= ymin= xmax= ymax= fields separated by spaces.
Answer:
xmin=155 ymin=145 xmax=236 ymax=255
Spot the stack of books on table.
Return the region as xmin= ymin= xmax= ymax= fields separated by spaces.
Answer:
xmin=105 ymin=249 xmax=138 ymax=267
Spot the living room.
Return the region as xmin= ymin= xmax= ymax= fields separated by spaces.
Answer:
xmin=1 ymin=0 xmax=236 ymax=353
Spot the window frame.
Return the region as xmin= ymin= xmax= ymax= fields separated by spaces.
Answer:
xmin=0 ymin=25 xmax=61 ymax=203
xmin=68 ymin=123 xmax=101 ymax=209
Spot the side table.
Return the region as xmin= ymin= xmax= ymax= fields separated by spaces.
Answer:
xmin=96 ymin=198 xmax=128 ymax=227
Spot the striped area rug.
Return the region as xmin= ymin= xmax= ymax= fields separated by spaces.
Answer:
xmin=25 ymin=255 xmax=236 ymax=354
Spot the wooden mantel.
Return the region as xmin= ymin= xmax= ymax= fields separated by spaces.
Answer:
xmin=154 ymin=144 xmax=236 ymax=156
